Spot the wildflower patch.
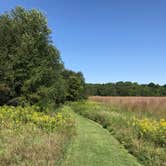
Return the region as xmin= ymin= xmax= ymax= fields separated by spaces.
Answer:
xmin=132 ymin=118 xmax=166 ymax=146
xmin=0 ymin=106 xmax=75 ymax=132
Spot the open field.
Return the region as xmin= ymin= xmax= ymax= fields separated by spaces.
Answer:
xmin=0 ymin=104 xmax=143 ymax=166
xmin=71 ymin=99 xmax=166 ymax=166
xmin=0 ymin=99 xmax=165 ymax=165
xmin=90 ymin=96 xmax=166 ymax=103
xmin=90 ymin=96 xmax=166 ymax=119
xmin=90 ymin=96 xmax=166 ymax=104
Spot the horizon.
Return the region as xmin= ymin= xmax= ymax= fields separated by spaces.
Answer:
xmin=86 ymin=81 xmax=166 ymax=86
xmin=1 ymin=0 xmax=165 ymax=85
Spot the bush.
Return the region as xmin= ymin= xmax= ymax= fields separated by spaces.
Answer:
xmin=0 ymin=84 xmax=11 ymax=105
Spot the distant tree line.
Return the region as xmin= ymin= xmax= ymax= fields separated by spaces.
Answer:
xmin=0 ymin=7 xmax=85 ymax=106
xmin=86 ymin=82 xmax=166 ymax=96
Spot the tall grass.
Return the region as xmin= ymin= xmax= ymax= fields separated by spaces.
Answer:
xmin=0 ymin=105 xmax=75 ymax=165
xmin=90 ymin=96 xmax=166 ymax=119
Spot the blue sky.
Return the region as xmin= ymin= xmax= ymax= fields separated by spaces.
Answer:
xmin=1 ymin=0 xmax=166 ymax=84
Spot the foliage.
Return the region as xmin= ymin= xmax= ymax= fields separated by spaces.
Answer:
xmin=63 ymin=70 xmax=86 ymax=101
xmin=0 ymin=84 xmax=11 ymax=105
xmin=0 ymin=7 xmax=85 ymax=106
xmin=86 ymin=82 xmax=166 ymax=96
xmin=70 ymin=101 xmax=166 ymax=166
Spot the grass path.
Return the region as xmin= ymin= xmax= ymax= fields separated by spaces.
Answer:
xmin=61 ymin=113 xmax=141 ymax=166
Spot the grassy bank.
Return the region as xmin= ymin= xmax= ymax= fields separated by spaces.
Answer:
xmin=70 ymin=101 xmax=166 ymax=166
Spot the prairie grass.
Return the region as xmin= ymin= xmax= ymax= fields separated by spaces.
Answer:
xmin=90 ymin=96 xmax=166 ymax=119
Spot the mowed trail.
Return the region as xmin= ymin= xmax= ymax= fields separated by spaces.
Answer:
xmin=61 ymin=113 xmax=141 ymax=166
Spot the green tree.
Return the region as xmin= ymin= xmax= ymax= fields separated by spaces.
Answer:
xmin=63 ymin=70 xmax=85 ymax=101
xmin=85 ymin=82 xmax=166 ymax=97
xmin=0 ymin=7 xmax=85 ymax=106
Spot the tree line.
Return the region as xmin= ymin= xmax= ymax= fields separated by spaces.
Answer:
xmin=0 ymin=7 xmax=85 ymax=107
xmin=86 ymin=82 xmax=166 ymax=96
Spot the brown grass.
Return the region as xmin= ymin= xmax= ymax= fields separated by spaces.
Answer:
xmin=0 ymin=124 xmax=67 ymax=166
xmin=89 ymin=96 xmax=166 ymax=118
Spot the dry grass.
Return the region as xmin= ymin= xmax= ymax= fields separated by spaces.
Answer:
xmin=89 ymin=96 xmax=166 ymax=118
xmin=0 ymin=124 xmax=68 ymax=166
xmin=0 ymin=105 xmax=76 ymax=166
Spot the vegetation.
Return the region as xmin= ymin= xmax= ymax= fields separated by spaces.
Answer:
xmin=90 ymin=96 xmax=166 ymax=118
xmin=86 ymin=82 xmax=166 ymax=96
xmin=0 ymin=105 xmax=75 ymax=165
xmin=61 ymin=113 xmax=141 ymax=166
xmin=0 ymin=6 xmax=88 ymax=165
xmin=0 ymin=7 xmax=85 ymax=107
xmin=0 ymin=105 xmax=75 ymax=132
xmin=0 ymin=6 xmax=165 ymax=166
xmin=70 ymin=100 xmax=166 ymax=166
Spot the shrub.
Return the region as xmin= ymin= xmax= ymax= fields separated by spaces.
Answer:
xmin=0 ymin=84 xmax=11 ymax=105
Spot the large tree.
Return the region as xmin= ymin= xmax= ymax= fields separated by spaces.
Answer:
xmin=0 ymin=7 xmax=85 ymax=106
xmin=63 ymin=70 xmax=85 ymax=101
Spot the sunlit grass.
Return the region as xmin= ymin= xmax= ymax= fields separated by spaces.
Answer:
xmin=70 ymin=100 xmax=166 ymax=166
xmin=0 ymin=105 xmax=75 ymax=165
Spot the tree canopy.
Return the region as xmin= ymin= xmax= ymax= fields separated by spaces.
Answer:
xmin=86 ymin=82 xmax=166 ymax=97
xmin=0 ymin=7 xmax=85 ymax=106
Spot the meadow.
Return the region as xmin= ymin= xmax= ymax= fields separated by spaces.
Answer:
xmin=1 ymin=5 xmax=165 ymax=166
xmin=0 ymin=97 xmax=165 ymax=165
xmin=0 ymin=105 xmax=75 ymax=165
xmin=71 ymin=97 xmax=166 ymax=166
xmin=90 ymin=96 xmax=166 ymax=119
